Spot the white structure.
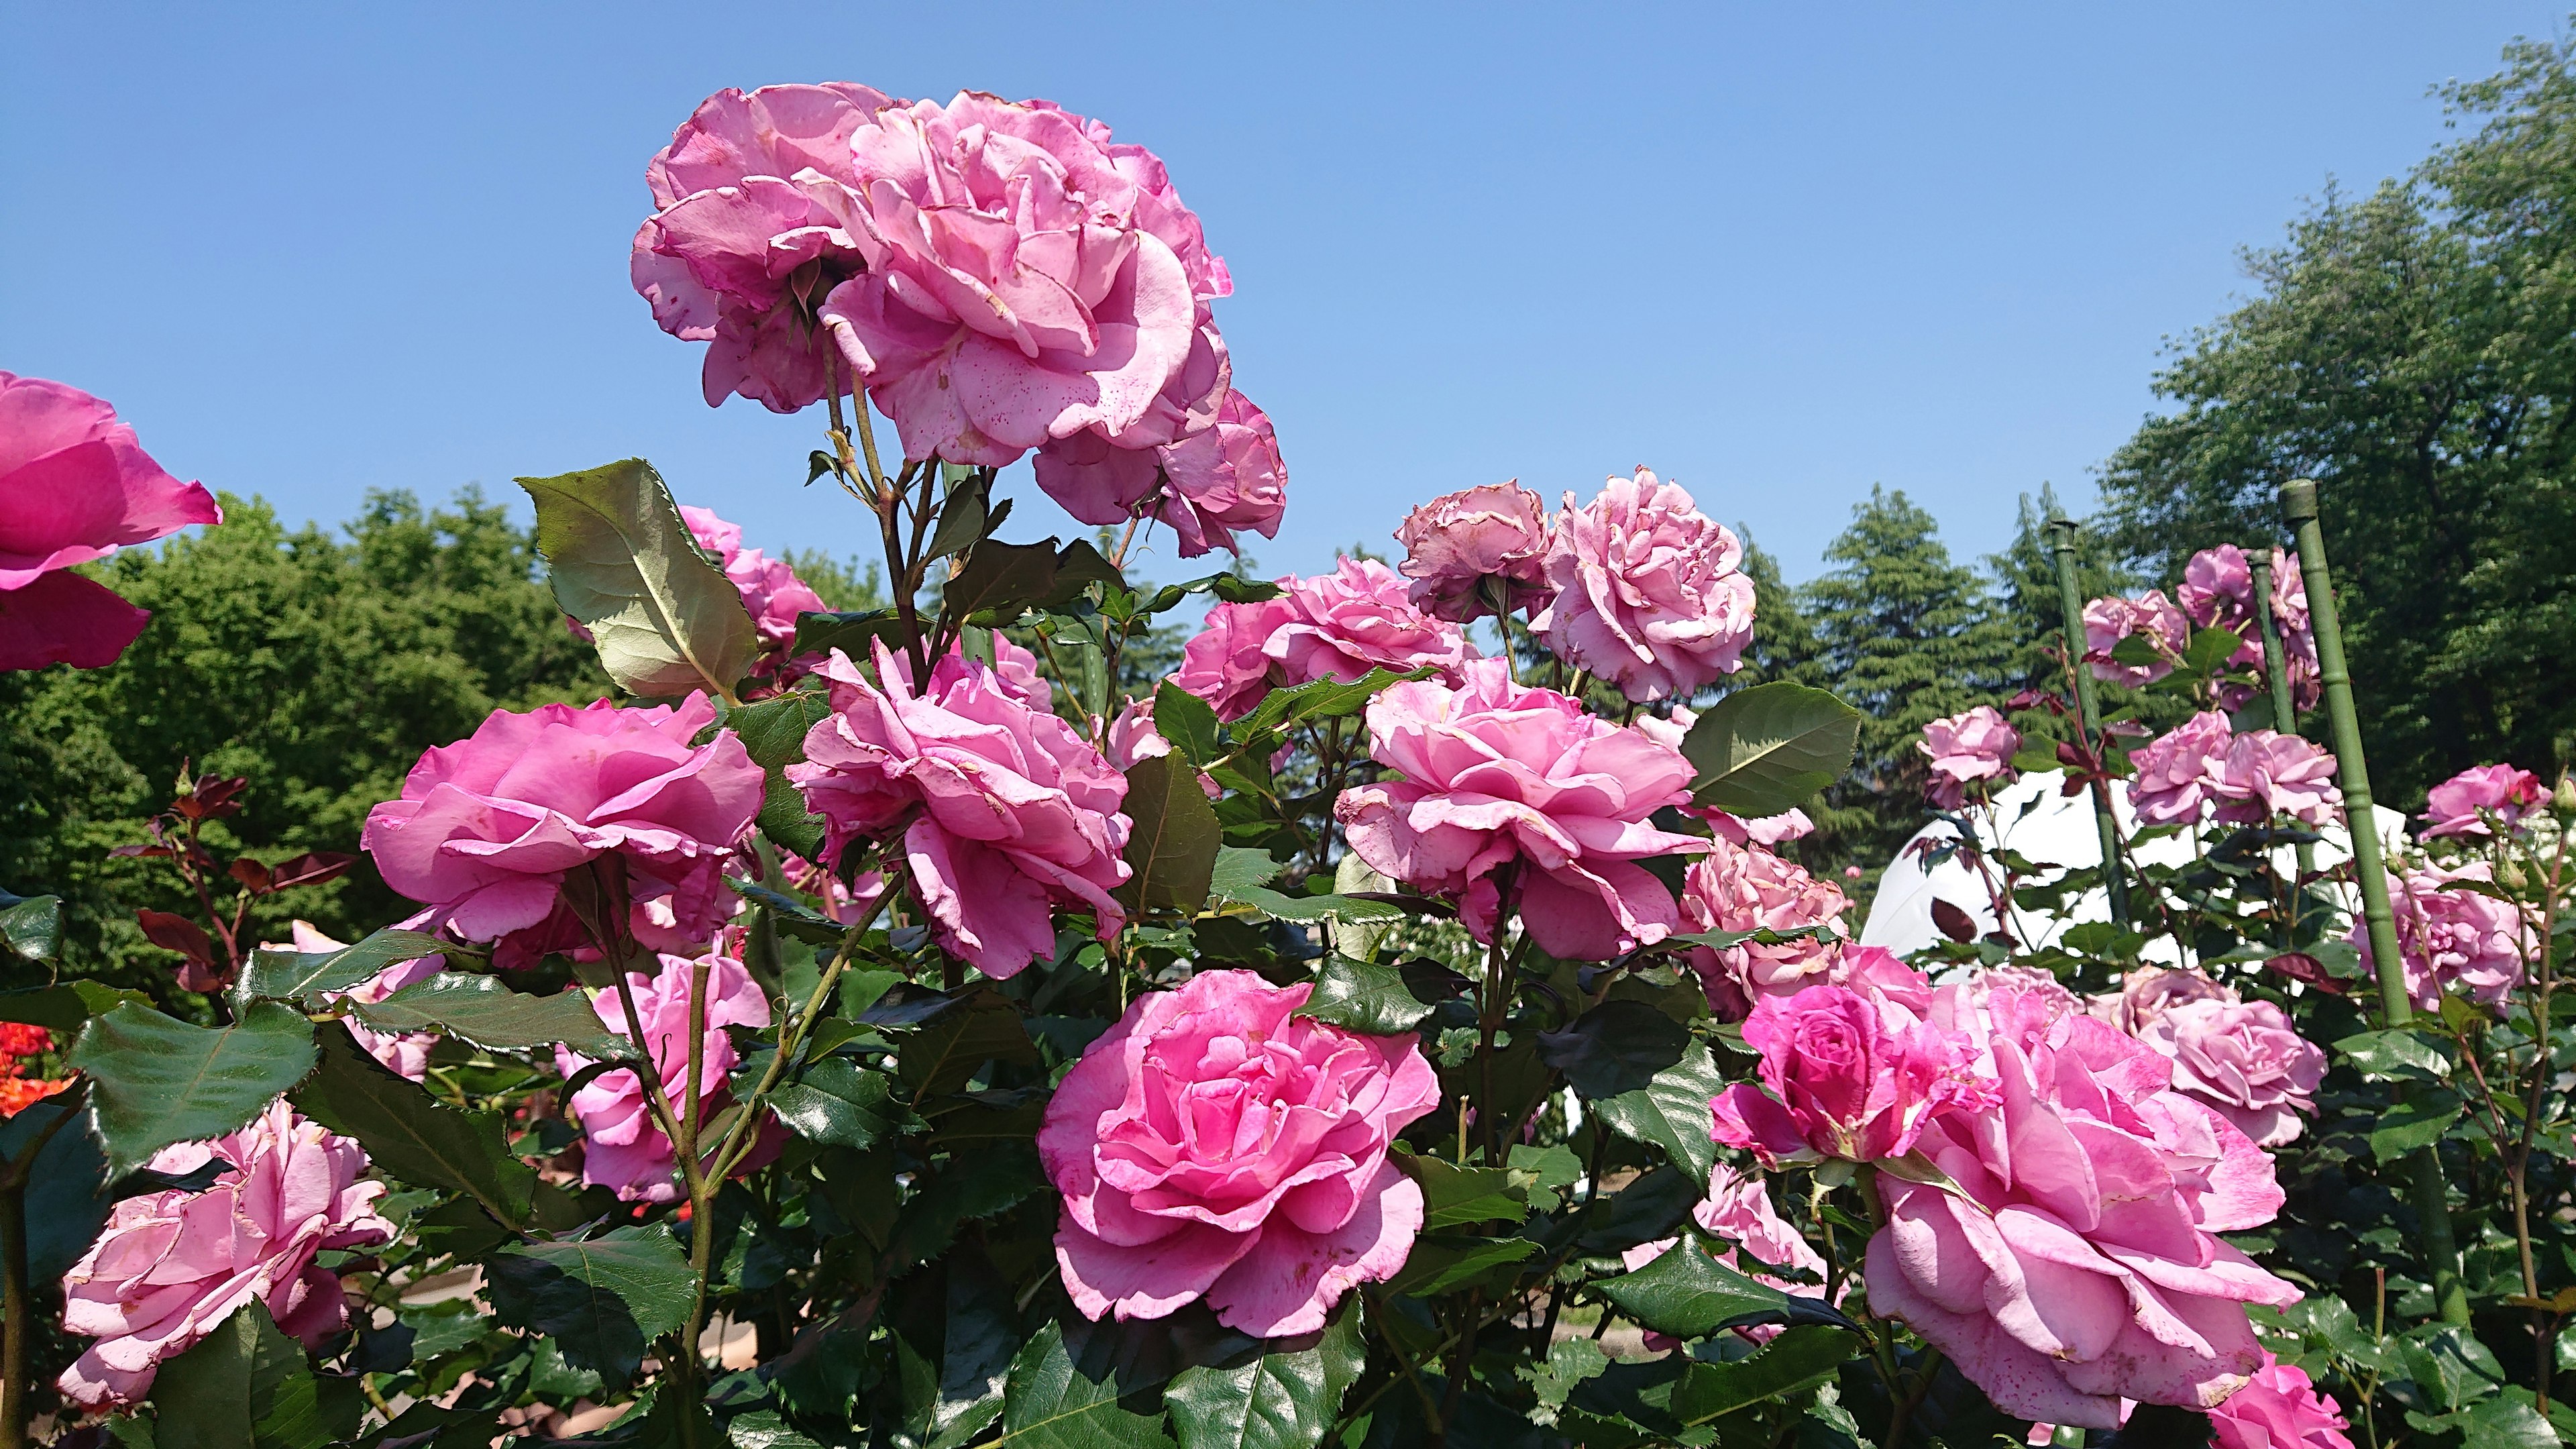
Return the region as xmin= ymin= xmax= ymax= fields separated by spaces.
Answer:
xmin=1859 ymin=769 xmax=2408 ymax=963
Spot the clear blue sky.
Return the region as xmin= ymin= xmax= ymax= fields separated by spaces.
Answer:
xmin=5 ymin=3 xmax=2566 ymax=588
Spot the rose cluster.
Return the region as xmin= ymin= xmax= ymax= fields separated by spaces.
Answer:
xmin=2131 ymin=710 xmax=2342 ymax=828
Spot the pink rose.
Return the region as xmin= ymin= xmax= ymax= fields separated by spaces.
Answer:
xmin=678 ymin=506 xmax=828 ymax=676
xmin=1171 ymin=559 xmax=1473 ymax=719
xmin=632 ymin=84 xmax=897 ymax=413
xmin=888 ymin=633 xmax=1051 ymax=712
xmin=1709 ymin=982 xmax=1990 ymax=1167
xmin=361 ymin=695 xmax=765 ymax=969
xmin=2129 ymin=710 xmax=2237 ymax=825
xmin=1040 ymin=969 xmax=1440 ymax=1337
xmin=2083 ymin=589 xmax=2190 ymax=688
xmin=1535 ymin=468 xmax=1756 ymax=702
xmin=1170 ymin=594 xmax=1300 ymax=719
xmin=788 ymin=642 xmax=1130 ymax=978
xmin=0 ymin=373 xmax=221 ymax=671
xmin=2087 ymin=964 xmax=2233 ymax=1036
xmin=1032 ymin=380 xmax=1287 ymax=561
xmin=2205 ymin=1354 xmax=2356 ymax=1449
xmin=2149 ymin=996 xmax=2324 ymax=1148
xmin=2209 ymin=730 xmax=2341 ymax=828
xmin=1865 ymin=1010 xmax=2299 ymax=1429
xmin=2358 ymin=861 xmax=2532 ymax=1012
xmin=1621 ymin=1165 xmax=1828 ymax=1346
xmin=555 ymin=950 xmax=773 ymax=1201
xmin=2420 ymin=762 xmax=2545 ymax=839
xmin=779 ymin=850 xmax=888 ymax=926
xmin=1393 ymin=481 xmax=1554 ymax=623
xmin=819 ymin=94 xmax=1216 ymax=466
xmin=2176 ymin=545 xmax=2321 ymax=712
xmin=1336 ymin=659 xmax=1703 ymax=960
xmin=1920 ymin=706 xmax=2022 ymax=811
xmin=271 ymin=921 xmax=443 ymax=1081
xmin=1680 ymin=835 xmax=1849 ymax=1017
xmin=58 ymin=1103 xmax=392 ymax=1407
xmin=1102 ymin=698 xmax=1221 ymax=800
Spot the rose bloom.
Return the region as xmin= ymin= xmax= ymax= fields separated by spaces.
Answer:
xmin=1921 ymin=706 xmax=2022 ymax=811
xmin=1393 ymin=481 xmax=1555 ymax=623
xmin=1336 ymin=659 xmax=1703 ymax=960
xmin=2149 ymin=995 xmax=2325 ymax=1148
xmin=631 ymin=83 xmax=896 ymax=413
xmin=1621 ymin=1165 xmax=1829 ymax=1347
xmin=2176 ymin=545 xmax=2321 ymax=714
xmin=1536 ymin=468 xmax=1756 ymax=702
xmin=1 ymin=372 xmax=222 ymax=672
xmin=790 ymin=641 xmax=1130 ymax=978
xmin=819 ymin=93 xmax=1220 ymax=466
xmin=1633 ymin=709 xmax=1814 ymax=843
xmin=58 ymin=1103 xmax=392 ymax=1407
xmin=1865 ymin=1002 xmax=2300 ymax=1430
xmin=1709 ymin=981 xmax=1991 ymax=1167
xmin=1172 ymin=559 xmax=1473 ymax=718
xmin=1101 ymin=698 xmax=1222 ymax=800
xmin=2082 ymin=589 xmax=2190 ymax=688
xmin=2358 ymin=861 xmax=2532 ymax=1012
xmin=2130 ymin=711 xmax=2237 ymax=826
xmin=2087 ymin=964 xmax=2233 ymax=1037
xmin=2207 ymin=730 xmax=2341 ymax=828
xmin=1033 ymin=379 xmax=1287 ymax=561
xmin=2204 ymin=1354 xmax=2355 ymax=1449
xmin=362 ymin=694 xmax=765 ymax=969
xmin=1169 ymin=594 xmax=1298 ymax=718
xmin=678 ymin=506 xmax=828 ymax=676
xmin=2420 ymin=762 xmax=2545 ymax=839
xmin=268 ymin=921 xmax=443 ymax=1081
xmin=555 ymin=951 xmax=773 ymax=1201
xmin=1680 ymin=835 xmax=1849 ymax=1017
xmin=1040 ymin=969 xmax=1440 ymax=1337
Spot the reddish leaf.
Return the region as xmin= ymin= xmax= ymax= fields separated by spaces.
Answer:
xmin=227 ymin=858 xmax=272 ymax=893
xmin=107 ymin=843 xmax=178 ymax=860
xmin=134 ymin=910 xmax=216 ymax=967
xmin=266 ymin=852 xmax=356 ymax=891
xmin=2265 ymin=952 xmax=2347 ymax=995
xmin=172 ymin=776 xmax=248 ymax=820
xmin=1930 ymin=898 xmax=1979 ymax=944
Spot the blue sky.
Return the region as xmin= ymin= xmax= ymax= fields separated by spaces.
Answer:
xmin=5 ymin=3 xmax=2567 ymax=588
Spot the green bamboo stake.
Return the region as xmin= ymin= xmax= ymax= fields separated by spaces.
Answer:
xmin=2047 ymin=519 xmax=2131 ymax=926
xmin=2249 ymin=551 xmax=2318 ymax=895
xmin=2281 ymin=478 xmax=2470 ymax=1326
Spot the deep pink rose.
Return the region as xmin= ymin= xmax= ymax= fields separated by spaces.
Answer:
xmin=1040 ymin=969 xmax=1440 ymax=1336
xmin=1170 ymin=594 xmax=1301 ymax=718
xmin=2208 ymin=730 xmax=2341 ymax=828
xmin=2357 ymin=861 xmax=2532 ymax=1011
xmin=1536 ymin=468 xmax=1756 ymax=702
xmin=1621 ymin=1165 xmax=1829 ymax=1346
xmin=2420 ymin=763 xmax=2545 ymax=839
xmin=678 ymin=505 xmax=828 ymax=676
xmin=271 ymin=921 xmax=443 ymax=1081
xmin=1032 ymin=384 xmax=1286 ymax=561
xmin=632 ymin=84 xmax=896 ymax=413
xmin=1394 ymin=481 xmax=1555 ymax=623
xmin=1864 ymin=1009 xmax=2298 ymax=1429
xmin=1709 ymin=982 xmax=1991 ymax=1167
xmin=818 ymin=94 xmax=1213 ymax=466
xmin=1336 ymin=660 xmax=1703 ymax=960
xmin=1921 ymin=706 xmax=2022 ymax=811
xmin=58 ymin=1103 xmax=392 ymax=1407
xmin=2130 ymin=710 xmax=2236 ymax=825
xmin=555 ymin=950 xmax=773 ymax=1202
xmin=2149 ymin=996 xmax=2324 ymax=1148
xmin=2083 ymin=589 xmax=2190 ymax=688
xmin=1680 ymin=835 xmax=1849 ymax=1017
xmin=362 ymin=694 xmax=764 ymax=969
xmin=2205 ymin=1354 xmax=2356 ymax=1449
xmin=0 ymin=373 xmax=221 ymax=671
xmin=779 ymin=850 xmax=889 ymax=926
xmin=789 ymin=642 xmax=1130 ymax=977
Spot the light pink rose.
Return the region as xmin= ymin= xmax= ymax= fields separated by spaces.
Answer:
xmin=1535 ymin=468 xmax=1756 ymax=702
xmin=887 ymin=633 xmax=1051 ymax=712
xmin=0 ymin=373 xmax=222 ymax=672
xmin=1709 ymin=982 xmax=1990 ymax=1167
xmin=554 ymin=950 xmax=773 ymax=1202
xmin=57 ymin=1103 xmax=392 ymax=1407
xmin=271 ymin=921 xmax=443 ymax=1081
xmin=1271 ymin=557 xmax=1475 ymax=690
xmin=789 ymin=642 xmax=1130 ymax=977
xmin=677 ymin=506 xmax=828 ymax=677
xmin=2208 ymin=730 xmax=2341 ymax=828
xmin=1170 ymin=594 xmax=1300 ymax=719
xmin=2205 ymin=1354 xmax=2355 ymax=1449
xmin=632 ymin=84 xmax=896 ymax=413
xmin=1393 ymin=481 xmax=1554 ymax=623
xmin=2087 ymin=965 xmax=2234 ymax=1036
xmin=361 ymin=695 xmax=765 ymax=969
xmin=2357 ymin=861 xmax=2532 ymax=1012
xmin=1864 ymin=1007 xmax=2299 ymax=1429
xmin=819 ymin=94 xmax=1214 ymax=466
xmin=1032 ymin=378 xmax=1287 ymax=561
xmin=2129 ymin=710 xmax=2237 ymax=825
xmin=1680 ymin=835 xmax=1849 ymax=1017
xmin=2420 ymin=762 xmax=2545 ymax=839
xmin=1621 ymin=1164 xmax=1829 ymax=1346
xmin=2149 ymin=996 xmax=2324 ymax=1148
xmin=2176 ymin=545 xmax=2321 ymax=713
xmin=1039 ymin=969 xmax=1440 ymax=1337
xmin=1921 ymin=706 xmax=2022 ymax=811
xmin=1336 ymin=660 xmax=1703 ymax=960
xmin=2083 ymin=589 xmax=2190 ymax=689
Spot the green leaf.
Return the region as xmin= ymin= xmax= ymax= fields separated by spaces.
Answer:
xmin=1223 ymin=887 xmax=1407 ymax=925
xmin=924 ymin=1253 xmax=1022 ymax=1449
xmin=150 ymin=1301 xmax=365 ymax=1449
xmin=0 ymin=890 xmax=64 ymax=963
xmin=351 ymin=973 xmax=632 ymax=1060
xmin=518 ymin=458 xmax=759 ymax=700
xmin=1233 ymin=668 xmax=1419 ymax=734
xmin=996 ymin=1318 xmax=1179 ymax=1449
xmin=897 ymin=989 xmax=1038 ymax=1103
xmin=1590 ymin=1041 xmax=1726 ymax=1182
xmin=1208 ymin=847 xmax=1281 ymax=898
xmin=1404 ymin=1155 xmax=1527 ymax=1230
xmin=2461 ymin=1394 xmax=2559 ymax=1449
xmin=69 ymin=1003 xmax=317 ymax=1177
xmin=769 ymin=1057 xmax=921 ymax=1151
xmin=1152 ymin=684 xmax=1225 ymax=768
xmin=1120 ymin=753 xmax=1223 ymax=913
xmin=2108 ymin=633 xmax=2163 ymax=667
xmin=1599 ymin=1241 xmax=1809 ymax=1340
xmin=484 ymin=1225 xmax=696 ymax=1388
xmin=1667 ymin=1326 xmax=1858 ymax=1426
xmin=1537 ymin=1000 xmax=1691 ymax=1099
xmin=290 ymin=1028 xmax=536 ymax=1229
xmin=1295 ymin=955 xmax=1437 ymax=1036
xmin=2334 ymin=1029 xmax=2449 ymax=1082
xmin=1507 ymin=1142 xmax=1583 ymax=1212
xmin=948 ymin=539 xmax=1065 ymax=622
xmin=2182 ymin=625 xmax=2247 ymax=675
xmin=2370 ymin=1090 xmax=2463 ymax=1164
xmin=0 ymin=1099 xmax=112 ymax=1287
xmin=730 ymin=879 xmax=847 ymax=945
xmin=237 ymin=928 xmax=446 ymax=1006
xmin=0 ymin=980 xmax=149 ymax=1030
xmin=720 ymin=687 xmax=835 ymax=860
xmin=1680 ymin=682 xmax=1862 ymax=816
xmin=1040 ymin=541 xmax=1128 ymax=608
xmin=1384 ymin=1233 xmax=1538 ymax=1297
xmin=1167 ymin=1305 xmax=1367 ymax=1449
xmin=890 ymin=1143 xmax=1049 ymax=1269
xmin=926 ymin=473 xmax=992 ymax=562
xmin=791 ymin=607 xmax=906 ymax=662
xmin=729 ymin=1411 xmax=828 ymax=1449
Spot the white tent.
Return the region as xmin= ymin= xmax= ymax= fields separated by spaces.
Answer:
xmin=1858 ymin=769 xmax=2410 ymax=963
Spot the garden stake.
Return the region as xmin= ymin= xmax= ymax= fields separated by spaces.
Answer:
xmin=2047 ymin=518 xmax=2132 ymax=926
xmin=2249 ymin=550 xmax=2318 ymax=909
xmin=2281 ymin=477 xmax=2471 ymax=1326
